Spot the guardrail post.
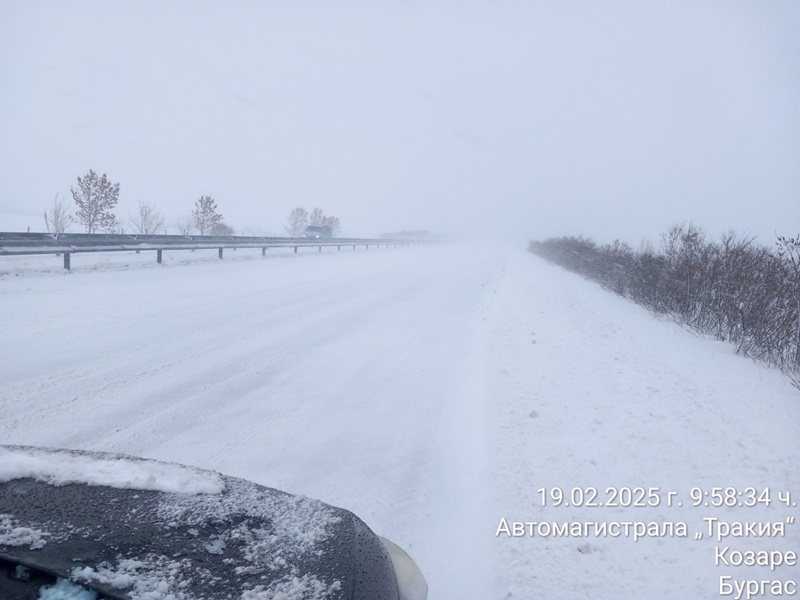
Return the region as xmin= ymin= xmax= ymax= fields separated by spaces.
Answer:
xmin=218 ymin=248 xmax=223 ymax=259
xmin=337 ymin=245 xmax=341 ymax=251
xmin=157 ymin=249 xmax=162 ymax=264
xmin=294 ymin=246 xmax=298 ymax=254
xmin=353 ymin=245 xmax=356 ymax=251
xmin=318 ymin=245 xmax=322 ymax=253
xmin=63 ymin=252 xmax=71 ymax=270
xmin=262 ymin=247 xmax=266 ymax=256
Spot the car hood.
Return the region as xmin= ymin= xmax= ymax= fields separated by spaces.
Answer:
xmin=0 ymin=445 xmax=399 ymax=600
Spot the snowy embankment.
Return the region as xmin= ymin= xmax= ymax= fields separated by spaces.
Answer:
xmin=1 ymin=243 xmax=797 ymax=599
xmin=486 ymin=251 xmax=799 ymax=599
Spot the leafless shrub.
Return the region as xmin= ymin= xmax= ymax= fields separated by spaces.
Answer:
xmin=130 ymin=200 xmax=167 ymax=235
xmin=529 ymin=225 xmax=800 ymax=381
xmin=175 ymin=213 xmax=195 ymax=236
xmin=209 ymin=222 xmax=235 ymax=236
xmin=43 ymin=193 xmax=71 ymax=234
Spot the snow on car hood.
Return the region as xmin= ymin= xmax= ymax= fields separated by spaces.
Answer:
xmin=0 ymin=446 xmax=393 ymax=600
xmin=0 ymin=446 xmax=224 ymax=494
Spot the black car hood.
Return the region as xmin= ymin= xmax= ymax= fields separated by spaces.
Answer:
xmin=0 ymin=445 xmax=398 ymax=600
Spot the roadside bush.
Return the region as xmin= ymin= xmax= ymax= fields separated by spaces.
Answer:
xmin=529 ymin=225 xmax=800 ymax=386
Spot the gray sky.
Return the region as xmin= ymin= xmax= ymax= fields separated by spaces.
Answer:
xmin=1 ymin=1 xmax=798 ymax=244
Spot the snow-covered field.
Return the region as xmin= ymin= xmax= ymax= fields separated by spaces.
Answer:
xmin=1 ymin=243 xmax=797 ymax=599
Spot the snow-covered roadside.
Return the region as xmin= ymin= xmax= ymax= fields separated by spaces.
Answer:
xmin=486 ymin=250 xmax=799 ymax=598
xmin=2 ymin=243 xmax=797 ymax=599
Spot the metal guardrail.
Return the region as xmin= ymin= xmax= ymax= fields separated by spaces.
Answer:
xmin=0 ymin=232 xmax=430 ymax=270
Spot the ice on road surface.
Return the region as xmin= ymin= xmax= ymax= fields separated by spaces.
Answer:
xmin=2 ymin=243 xmax=797 ymax=599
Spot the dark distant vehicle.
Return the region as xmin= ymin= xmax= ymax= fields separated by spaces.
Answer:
xmin=302 ymin=225 xmax=333 ymax=239
xmin=0 ymin=445 xmax=428 ymax=600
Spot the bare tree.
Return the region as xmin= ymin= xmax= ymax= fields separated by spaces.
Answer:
xmin=320 ymin=215 xmax=341 ymax=235
xmin=175 ymin=214 xmax=195 ymax=236
xmin=285 ymin=206 xmax=309 ymax=237
xmin=43 ymin=193 xmax=72 ymax=234
xmin=284 ymin=206 xmax=341 ymax=237
xmin=130 ymin=200 xmax=166 ymax=235
xmin=192 ymin=195 xmax=222 ymax=235
xmin=210 ymin=222 xmax=235 ymax=236
xmin=71 ymin=170 xmax=120 ymax=233
xmin=309 ymin=207 xmax=324 ymax=226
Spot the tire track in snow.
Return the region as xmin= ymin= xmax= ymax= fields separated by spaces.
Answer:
xmin=2 ymin=243 xmax=507 ymax=600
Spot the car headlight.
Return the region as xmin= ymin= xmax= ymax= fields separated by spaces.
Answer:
xmin=379 ymin=536 xmax=429 ymax=600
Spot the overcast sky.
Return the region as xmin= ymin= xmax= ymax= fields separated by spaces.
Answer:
xmin=1 ymin=1 xmax=798 ymax=244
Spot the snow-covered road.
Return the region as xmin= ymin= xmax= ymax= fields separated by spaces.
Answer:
xmin=2 ymin=244 xmax=798 ymax=599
